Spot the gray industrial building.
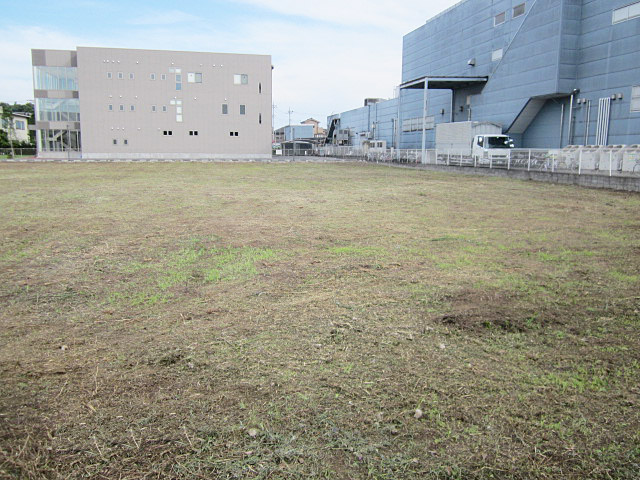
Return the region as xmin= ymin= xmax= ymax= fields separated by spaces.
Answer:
xmin=327 ymin=0 xmax=640 ymax=149
xmin=32 ymin=47 xmax=272 ymax=160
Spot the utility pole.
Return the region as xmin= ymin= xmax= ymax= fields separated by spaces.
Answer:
xmin=272 ymin=103 xmax=277 ymax=143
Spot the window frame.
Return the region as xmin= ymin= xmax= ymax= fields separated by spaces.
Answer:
xmin=613 ymin=2 xmax=640 ymax=24
xmin=631 ymin=85 xmax=640 ymax=113
xmin=513 ymin=3 xmax=525 ymax=18
xmin=494 ymin=11 xmax=506 ymax=26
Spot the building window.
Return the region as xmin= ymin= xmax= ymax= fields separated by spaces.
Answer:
xmin=108 ymin=104 xmax=113 ymax=111
xmin=513 ymin=3 xmax=525 ymax=18
xmin=188 ymin=72 xmax=202 ymax=83
xmin=492 ymin=48 xmax=504 ymax=62
xmin=107 ymin=72 xmax=112 ymax=79
xmin=161 ymin=74 xmax=167 ymax=80
xmin=259 ymin=113 xmax=262 ymax=124
xmin=119 ymin=104 xmax=125 ymax=111
xmin=15 ymin=120 xmax=25 ymax=130
xmin=117 ymin=72 xmax=124 ymax=79
xmin=151 ymin=105 xmax=157 ymax=112
xmin=176 ymin=115 xmax=183 ymax=122
xmin=222 ymin=103 xmax=228 ymax=114
xmin=234 ymin=131 xmax=239 ymax=136
xmin=124 ymin=139 xmax=128 ymax=145
xmin=494 ymin=12 xmax=505 ymax=26
xmin=613 ymin=2 xmax=640 ymax=24
xmin=130 ymin=105 xmax=135 ymax=111
xmin=129 ymin=73 xmax=135 ymax=80
xmin=259 ymin=83 xmax=262 ymax=94
xmin=402 ymin=116 xmax=435 ymax=132
xmin=150 ymin=73 xmax=156 ymax=80
xmin=113 ymin=139 xmax=117 ymax=145
xmin=34 ymin=66 xmax=78 ymax=90
xmin=163 ymin=130 xmax=173 ymax=136
xmin=240 ymin=104 xmax=246 ymax=115
xmin=234 ymin=74 xmax=248 ymax=85
xmin=162 ymin=105 xmax=167 ymax=112
xmin=632 ymin=86 xmax=640 ymax=112
xmin=189 ymin=130 xmax=198 ymax=136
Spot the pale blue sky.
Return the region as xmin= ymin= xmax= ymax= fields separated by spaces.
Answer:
xmin=2 ymin=0 xmax=458 ymax=128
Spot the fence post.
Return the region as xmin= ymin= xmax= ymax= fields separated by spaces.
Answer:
xmin=578 ymin=148 xmax=582 ymax=175
xmin=527 ymin=150 xmax=531 ymax=171
xmin=447 ymin=152 xmax=450 ymax=166
xmin=609 ymin=151 xmax=613 ymax=177
xmin=474 ymin=154 xmax=477 ymax=168
xmin=490 ymin=154 xmax=493 ymax=169
xmin=507 ymin=151 xmax=511 ymax=170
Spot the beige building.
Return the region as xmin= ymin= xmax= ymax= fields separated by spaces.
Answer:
xmin=0 ymin=108 xmax=31 ymax=144
xmin=301 ymin=118 xmax=326 ymax=138
xmin=32 ymin=47 xmax=272 ymax=160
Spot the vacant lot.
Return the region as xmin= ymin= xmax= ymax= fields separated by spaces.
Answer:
xmin=1 ymin=162 xmax=639 ymax=479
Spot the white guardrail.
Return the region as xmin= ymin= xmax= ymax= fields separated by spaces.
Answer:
xmin=314 ymin=145 xmax=640 ymax=176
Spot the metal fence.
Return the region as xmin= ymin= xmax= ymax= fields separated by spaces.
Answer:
xmin=314 ymin=145 xmax=640 ymax=176
xmin=0 ymin=148 xmax=36 ymax=158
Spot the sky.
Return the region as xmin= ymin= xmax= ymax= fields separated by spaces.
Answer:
xmin=1 ymin=0 xmax=460 ymax=128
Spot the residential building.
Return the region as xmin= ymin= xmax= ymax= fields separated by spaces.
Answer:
xmin=328 ymin=0 xmax=640 ymax=149
xmin=0 ymin=108 xmax=31 ymax=143
xmin=32 ymin=47 xmax=272 ymax=160
xmin=273 ymin=124 xmax=314 ymax=142
xmin=301 ymin=118 xmax=326 ymax=138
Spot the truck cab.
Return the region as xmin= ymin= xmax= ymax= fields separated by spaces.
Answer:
xmin=472 ymin=134 xmax=515 ymax=159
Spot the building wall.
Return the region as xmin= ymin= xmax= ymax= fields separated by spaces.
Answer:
xmin=32 ymin=47 xmax=272 ymax=159
xmin=330 ymin=0 xmax=640 ymax=149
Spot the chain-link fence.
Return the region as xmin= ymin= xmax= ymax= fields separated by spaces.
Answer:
xmin=314 ymin=145 xmax=640 ymax=176
xmin=0 ymin=148 xmax=36 ymax=159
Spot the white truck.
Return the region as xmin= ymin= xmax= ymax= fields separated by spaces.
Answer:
xmin=435 ymin=121 xmax=515 ymax=163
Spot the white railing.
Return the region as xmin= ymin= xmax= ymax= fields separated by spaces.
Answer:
xmin=314 ymin=145 xmax=640 ymax=176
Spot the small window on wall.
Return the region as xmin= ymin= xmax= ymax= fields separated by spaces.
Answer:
xmin=130 ymin=105 xmax=135 ymax=111
xmin=189 ymin=130 xmax=198 ymax=136
xmin=613 ymin=2 xmax=640 ymax=24
xmin=129 ymin=73 xmax=135 ymax=80
xmin=118 ymin=72 xmax=124 ymax=79
xmin=494 ymin=12 xmax=505 ymax=26
xmin=233 ymin=74 xmax=248 ymax=85
xmin=230 ymin=131 xmax=239 ymax=136
xmin=119 ymin=104 xmax=125 ymax=111
xmin=492 ymin=48 xmax=503 ymax=62
xmin=162 ymin=105 xmax=167 ymax=112
xmin=161 ymin=74 xmax=167 ymax=80
xmin=222 ymin=103 xmax=228 ymax=114
xmin=124 ymin=139 xmax=128 ymax=145
xmin=108 ymin=104 xmax=113 ymax=111
xmin=113 ymin=139 xmax=117 ymax=145
xmin=259 ymin=83 xmax=262 ymax=94
xmin=150 ymin=73 xmax=156 ymax=80
xmin=107 ymin=72 xmax=113 ymax=79
xmin=163 ymin=130 xmax=173 ymax=136
xmin=631 ymin=86 xmax=640 ymax=112
xmin=151 ymin=105 xmax=157 ymax=112
xmin=259 ymin=113 xmax=262 ymax=124
xmin=513 ymin=3 xmax=525 ymax=18
xmin=240 ymin=104 xmax=246 ymax=115
xmin=188 ymin=72 xmax=203 ymax=83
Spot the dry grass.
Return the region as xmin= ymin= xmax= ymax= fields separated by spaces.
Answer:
xmin=0 ymin=162 xmax=639 ymax=479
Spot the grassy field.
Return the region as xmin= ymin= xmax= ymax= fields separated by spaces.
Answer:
xmin=0 ymin=162 xmax=639 ymax=479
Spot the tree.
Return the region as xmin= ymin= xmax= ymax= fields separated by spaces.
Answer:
xmin=0 ymin=105 xmax=16 ymax=158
